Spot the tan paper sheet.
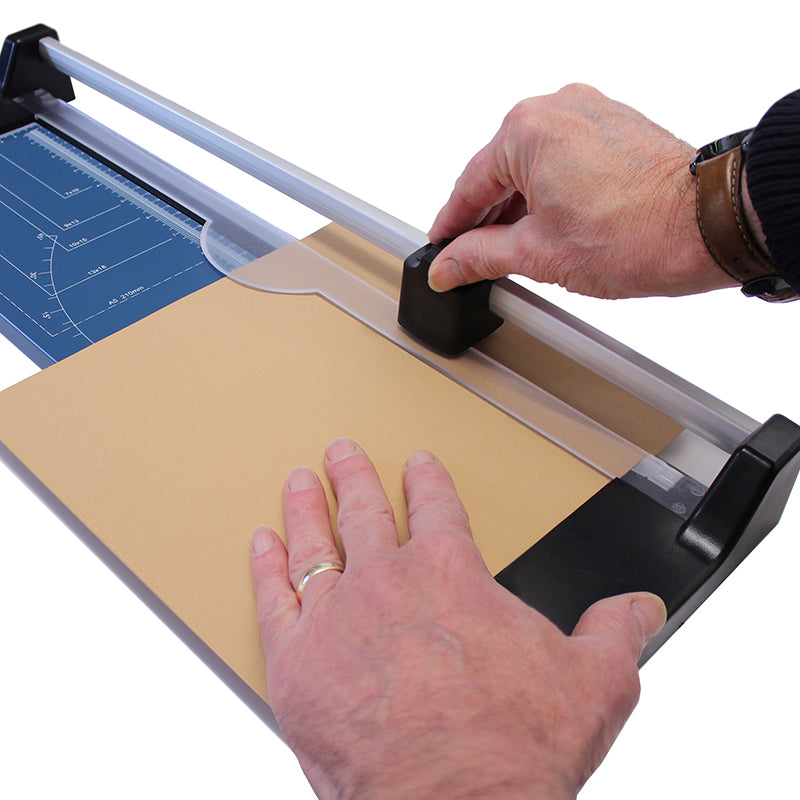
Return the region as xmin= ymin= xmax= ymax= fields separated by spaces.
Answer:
xmin=0 ymin=237 xmax=615 ymax=705
xmin=304 ymin=225 xmax=683 ymax=454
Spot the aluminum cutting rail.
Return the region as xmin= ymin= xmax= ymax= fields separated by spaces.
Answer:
xmin=37 ymin=35 xmax=757 ymax=452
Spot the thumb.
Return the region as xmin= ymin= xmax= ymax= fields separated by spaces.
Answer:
xmin=428 ymin=222 xmax=536 ymax=291
xmin=572 ymin=592 xmax=667 ymax=663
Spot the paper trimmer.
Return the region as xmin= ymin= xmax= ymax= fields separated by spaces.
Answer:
xmin=1 ymin=24 xmax=799 ymax=734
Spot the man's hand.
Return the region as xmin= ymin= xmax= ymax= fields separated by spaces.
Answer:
xmin=251 ymin=439 xmax=666 ymax=800
xmin=428 ymin=83 xmax=735 ymax=299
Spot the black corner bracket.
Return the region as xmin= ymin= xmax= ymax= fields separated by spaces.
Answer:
xmin=398 ymin=241 xmax=503 ymax=356
xmin=678 ymin=414 xmax=800 ymax=562
xmin=496 ymin=414 xmax=800 ymax=663
xmin=1 ymin=24 xmax=74 ymax=133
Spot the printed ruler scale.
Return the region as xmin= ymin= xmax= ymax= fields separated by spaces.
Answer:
xmin=0 ymin=121 xmax=222 ymax=365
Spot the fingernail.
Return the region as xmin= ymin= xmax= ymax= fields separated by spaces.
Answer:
xmin=287 ymin=467 xmax=318 ymax=492
xmin=428 ymin=258 xmax=458 ymax=293
xmin=325 ymin=438 xmax=358 ymax=463
xmin=252 ymin=526 xmax=275 ymax=556
xmin=405 ymin=450 xmax=437 ymax=470
xmin=632 ymin=593 xmax=668 ymax=644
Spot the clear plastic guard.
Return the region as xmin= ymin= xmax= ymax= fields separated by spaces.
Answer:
xmin=205 ymin=228 xmax=644 ymax=479
xmin=200 ymin=217 xmax=294 ymax=277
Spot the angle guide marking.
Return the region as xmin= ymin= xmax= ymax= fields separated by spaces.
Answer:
xmin=0 ymin=249 xmax=55 ymax=299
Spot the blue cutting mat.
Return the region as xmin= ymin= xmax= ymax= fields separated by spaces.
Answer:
xmin=0 ymin=122 xmax=223 ymax=366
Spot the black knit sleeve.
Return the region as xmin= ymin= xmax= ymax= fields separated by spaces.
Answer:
xmin=745 ymin=89 xmax=800 ymax=293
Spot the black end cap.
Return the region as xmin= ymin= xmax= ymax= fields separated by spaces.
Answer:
xmin=398 ymin=241 xmax=503 ymax=356
xmin=678 ymin=414 xmax=800 ymax=561
xmin=1 ymin=25 xmax=75 ymax=123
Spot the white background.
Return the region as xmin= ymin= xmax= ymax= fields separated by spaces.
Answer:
xmin=2 ymin=2 xmax=798 ymax=797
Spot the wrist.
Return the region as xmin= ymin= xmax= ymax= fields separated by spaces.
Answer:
xmin=339 ymin=736 xmax=575 ymax=800
xmin=651 ymin=150 xmax=738 ymax=296
xmin=741 ymin=166 xmax=769 ymax=254
xmin=349 ymin=767 xmax=573 ymax=800
xmin=692 ymin=132 xmax=796 ymax=301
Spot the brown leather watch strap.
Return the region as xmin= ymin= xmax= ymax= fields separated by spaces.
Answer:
xmin=695 ymin=146 xmax=797 ymax=302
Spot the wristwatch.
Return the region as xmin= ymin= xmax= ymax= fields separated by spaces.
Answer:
xmin=691 ymin=130 xmax=798 ymax=302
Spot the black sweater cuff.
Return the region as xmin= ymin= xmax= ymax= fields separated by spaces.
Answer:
xmin=745 ymin=89 xmax=800 ymax=294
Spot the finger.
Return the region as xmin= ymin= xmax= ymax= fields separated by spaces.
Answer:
xmin=428 ymin=216 xmax=549 ymax=291
xmin=283 ymin=466 xmax=345 ymax=605
xmin=323 ymin=438 xmax=399 ymax=560
xmin=428 ymin=143 xmax=517 ymax=244
xmin=572 ymin=592 xmax=667 ymax=664
xmin=403 ymin=450 xmax=473 ymax=542
xmin=250 ymin=526 xmax=299 ymax=653
xmin=492 ymin=191 xmax=529 ymax=227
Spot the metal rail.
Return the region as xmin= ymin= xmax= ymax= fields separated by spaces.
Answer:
xmin=37 ymin=35 xmax=758 ymax=452
xmin=38 ymin=37 xmax=427 ymax=262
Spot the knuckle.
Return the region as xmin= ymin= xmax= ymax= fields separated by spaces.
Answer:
xmin=503 ymin=97 xmax=542 ymax=141
xmin=337 ymin=499 xmax=395 ymax=533
xmin=408 ymin=495 xmax=471 ymax=534
xmin=411 ymin=526 xmax=476 ymax=567
xmin=510 ymin=222 xmax=538 ymax=265
xmin=290 ymin=540 xmax=338 ymax=571
xmin=556 ymin=82 xmax=601 ymax=104
xmin=502 ymin=85 xmax=606 ymax=145
xmin=506 ymin=95 xmax=538 ymax=122
xmin=472 ymin=235 xmax=497 ymax=279
xmin=455 ymin=232 xmax=502 ymax=283
xmin=406 ymin=470 xmax=472 ymax=531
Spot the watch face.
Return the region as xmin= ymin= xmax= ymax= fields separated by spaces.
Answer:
xmin=690 ymin=128 xmax=755 ymax=174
